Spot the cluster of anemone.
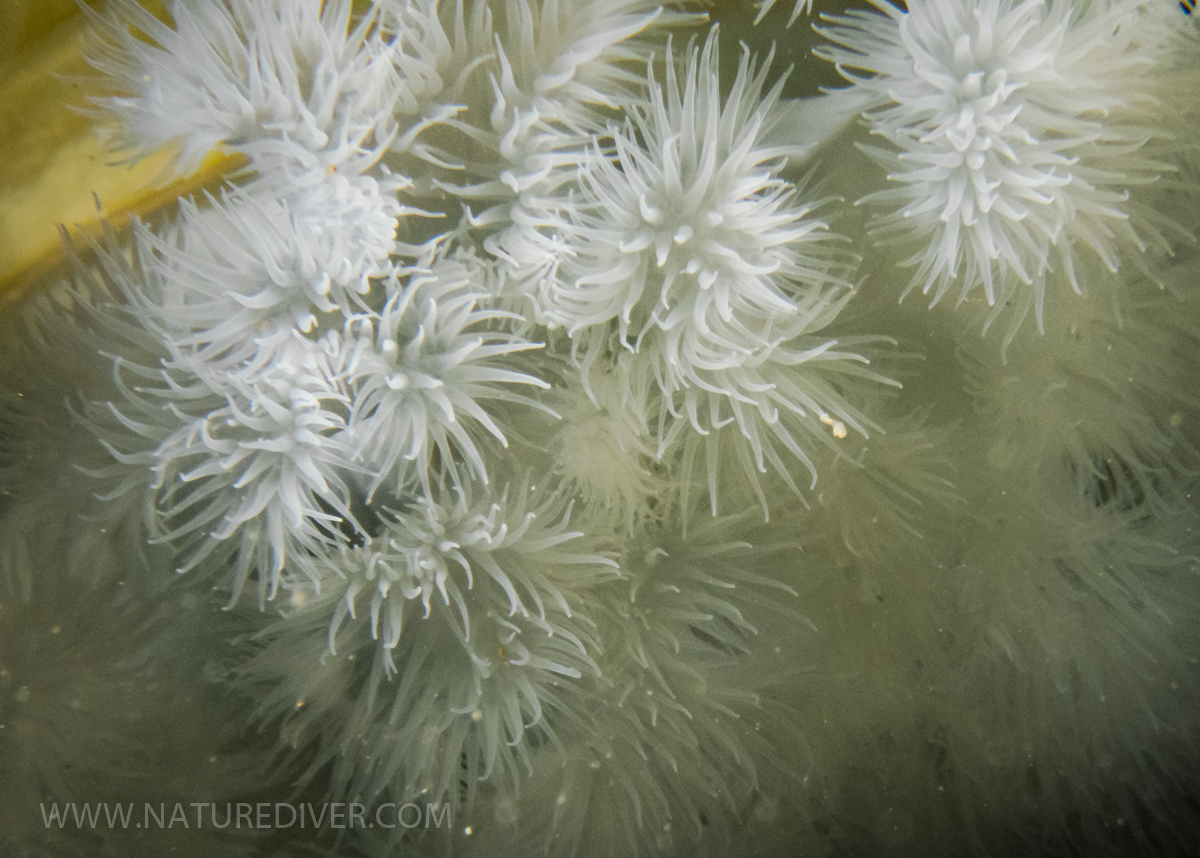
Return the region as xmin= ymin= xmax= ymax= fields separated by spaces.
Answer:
xmin=2 ymin=1 xmax=1200 ymax=857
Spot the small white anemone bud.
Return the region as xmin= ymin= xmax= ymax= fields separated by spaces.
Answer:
xmin=546 ymin=360 xmax=662 ymax=529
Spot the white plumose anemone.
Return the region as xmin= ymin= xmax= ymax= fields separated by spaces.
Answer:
xmin=239 ymin=476 xmax=617 ymax=811
xmin=340 ymin=252 xmax=550 ymax=501
xmin=87 ymin=0 xmax=424 ymax=308
xmin=818 ymin=0 xmax=1179 ymax=327
xmin=505 ymin=31 xmax=877 ymax=514
xmin=119 ymin=330 xmax=355 ymax=604
xmin=425 ymin=0 xmax=699 ymax=248
xmin=128 ymin=191 xmax=397 ymax=365
xmin=58 ymin=225 xmax=357 ymax=605
xmin=86 ymin=0 xmax=403 ymax=177
xmin=449 ymin=508 xmax=809 ymax=857
xmin=327 ymin=480 xmax=616 ymax=670
xmin=528 ymin=32 xmax=838 ymax=383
